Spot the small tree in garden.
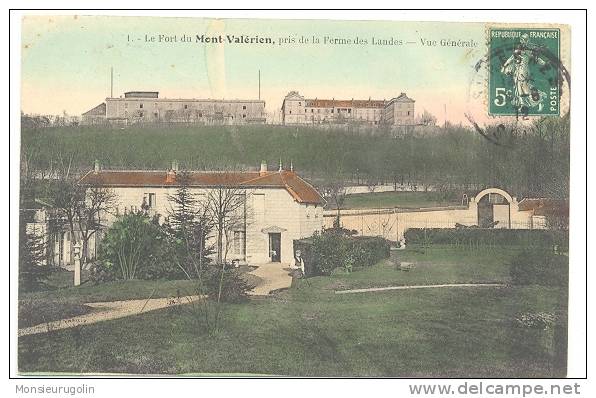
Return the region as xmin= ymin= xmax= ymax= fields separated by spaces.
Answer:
xmin=324 ymin=175 xmax=347 ymax=228
xmin=97 ymin=211 xmax=165 ymax=280
xmin=165 ymin=171 xmax=214 ymax=278
xmin=19 ymin=217 xmax=49 ymax=293
xmin=204 ymin=181 xmax=250 ymax=331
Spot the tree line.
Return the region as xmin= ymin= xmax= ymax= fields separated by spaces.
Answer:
xmin=21 ymin=115 xmax=569 ymax=201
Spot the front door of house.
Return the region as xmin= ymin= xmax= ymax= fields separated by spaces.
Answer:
xmin=269 ymin=233 xmax=281 ymax=262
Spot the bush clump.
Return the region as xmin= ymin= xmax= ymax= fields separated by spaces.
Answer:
xmin=510 ymin=250 xmax=568 ymax=287
xmin=91 ymin=212 xmax=183 ymax=282
xmin=298 ymin=230 xmax=390 ymax=276
xmin=199 ymin=266 xmax=255 ymax=304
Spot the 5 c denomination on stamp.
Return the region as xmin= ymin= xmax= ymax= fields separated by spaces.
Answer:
xmin=488 ymin=28 xmax=560 ymax=117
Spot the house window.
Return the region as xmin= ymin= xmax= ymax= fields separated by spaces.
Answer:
xmin=348 ymin=109 xmax=351 ymax=113
xmin=233 ymin=231 xmax=246 ymax=255
xmin=139 ymin=112 xmax=144 ymax=117
xmin=243 ymin=114 xmax=246 ymax=118
xmin=407 ymin=111 xmax=411 ymax=115
xmin=298 ymin=102 xmax=301 ymax=106
xmin=147 ymin=193 xmax=156 ymax=207
xmin=140 ymin=103 xmax=144 ymax=109
xmin=154 ymin=112 xmax=158 ymax=118
xmin=243 ymin=105 xmax=246 ymax=110
xmin=184 ymin=104 xmax=188 ymax=109
xmin=311 ymin=109 xmax=314 ymax=113
xmin=289 ymin=110 xmax=292 ymax=114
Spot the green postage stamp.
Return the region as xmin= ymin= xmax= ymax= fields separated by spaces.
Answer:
xmin=488 ymin=28 xmax=561 ymax=117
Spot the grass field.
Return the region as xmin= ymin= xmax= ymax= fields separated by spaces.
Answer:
xmin=18 ymin=246 xmax=567 ymax=377
xmin=340 ymin=191 xmax=461 ymax=210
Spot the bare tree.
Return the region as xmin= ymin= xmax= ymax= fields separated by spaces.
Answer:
xmin=200 ymin=176 xmax=252 ymax=332
xmin=323 ymin=173 xmax=347 ymax=228
xmin=53 ymin=180 xmax=116 ymax=264
xmin=418 ymin=109 xmax=437 ymax=126
xmin=205 ymin=183 xmax=249 ymax=265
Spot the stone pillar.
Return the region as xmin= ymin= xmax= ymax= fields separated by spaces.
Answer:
xmin=73 ymin=242 xmax=82 ymax=287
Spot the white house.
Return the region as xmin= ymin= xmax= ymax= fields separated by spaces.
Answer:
xmin=55 ymin=162 xmax=325 ymax=267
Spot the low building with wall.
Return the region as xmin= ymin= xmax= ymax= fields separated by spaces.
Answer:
xmin=324 ymin=188 xmax=568 ymax=241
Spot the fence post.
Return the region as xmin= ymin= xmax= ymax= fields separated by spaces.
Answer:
xmin=73 ymin=242 xmax=81 ymax=287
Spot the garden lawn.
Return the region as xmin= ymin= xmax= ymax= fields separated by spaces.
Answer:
xmin=18 ymin=246 xmax=567 ymax=377
xmin=340 ymin=191 xmax=461 ymax=210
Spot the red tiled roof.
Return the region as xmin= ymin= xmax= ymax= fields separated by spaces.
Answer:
xmin=518 ymin=198 xmax=569 ymax=217
xmin=79 ymin=170 xmax=325 ymax=205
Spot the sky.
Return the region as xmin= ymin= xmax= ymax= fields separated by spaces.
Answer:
xmin=21 ymin=15 xmax=491 ymax=124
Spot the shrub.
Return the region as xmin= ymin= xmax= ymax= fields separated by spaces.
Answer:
xmin=96 ymin=212 xmax=175 ymax=281
xmin=310 ymin=232 xmax=349 ymax=275
xmin=88 ymin=260 xmax=116 ymax=283
xmin=510 ymin=250 xmax=568 ymax=287
xmin=199 ymin=266 xmax=254 ymax=303
xmin=404 ymin=228 xmax=568 ymax=250
xmin=297 ymin=231 xmax=390 ymax=276
xmin=348 ymin=237 xmax=391 ymax=271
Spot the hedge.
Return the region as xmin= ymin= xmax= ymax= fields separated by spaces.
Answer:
xmin=404 ymin=228 xmax=568 ymax=249
xmin=294 ymin=232 xmax=390 ymax=276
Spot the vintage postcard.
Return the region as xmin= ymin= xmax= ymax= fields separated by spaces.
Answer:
xmin=16 ymin=14 xmax=576 ymax=379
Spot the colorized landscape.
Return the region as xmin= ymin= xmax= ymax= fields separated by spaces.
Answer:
xmin=17 ymin=16 xmax=573 ymax=379
xmin=19 ymin=245 xmax=567 ymax=377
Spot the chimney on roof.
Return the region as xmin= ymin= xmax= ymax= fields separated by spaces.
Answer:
xmin=166 ymin=169 xmax=176 ymax=183
xmin=290 ymin=160 xmax=294 ymax=172
xmin=94 ymin=160 xmax=100 ymax=174
xmin=278 ymin=158 xmax=283 ymax=172
xmin=166 ymin=160 xmax=178 ymax=183
xmin=259 ymin=161 xmax=268 ymax=176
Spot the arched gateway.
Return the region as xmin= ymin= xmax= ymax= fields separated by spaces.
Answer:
xmin=471 ymin=188 xmax=517 ymax=228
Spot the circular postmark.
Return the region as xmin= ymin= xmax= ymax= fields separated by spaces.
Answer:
xmin=466 ymin=27 xmax=570 ymax=147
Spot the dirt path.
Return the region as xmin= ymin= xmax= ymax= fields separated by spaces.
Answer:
xmin=247 ymin=263 xmax=293 ymax=295
xmin=18 ymin=295 xmax=203 ymax=337
xmin=335 ymin=283 xmax=507 ymax=295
